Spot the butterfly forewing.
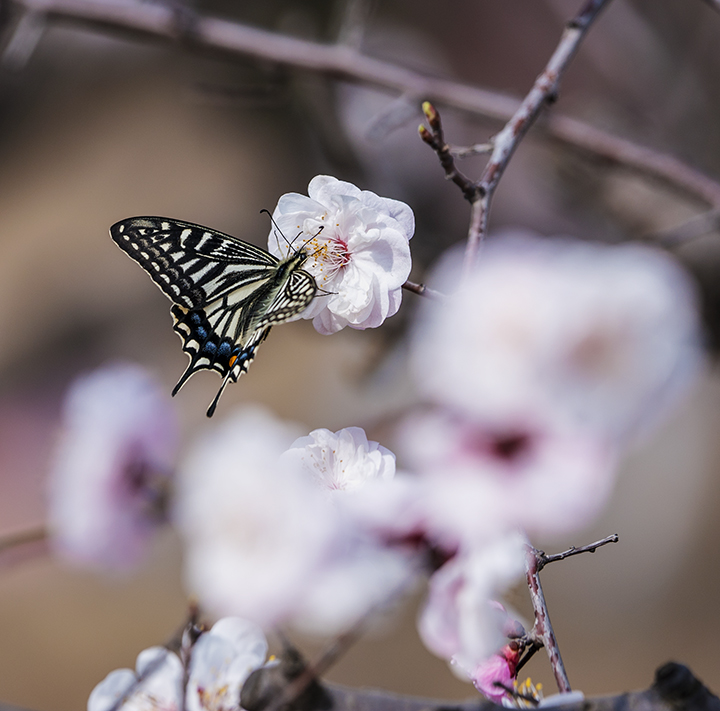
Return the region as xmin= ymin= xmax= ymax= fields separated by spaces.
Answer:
xmin=110 ymin=216 xmax=317 ymax=415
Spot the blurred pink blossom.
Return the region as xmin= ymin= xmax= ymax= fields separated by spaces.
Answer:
xmin=418 ymin=532 xmax=526 ymax=669
xmin=412 ymin=233 xmax=701 ymax=441
xmin=463 ymin=643 xmax=521 ymax=704
xmin=176 ymin=407 xmax=413 ymax=634
xmin=398 ymin=407 xmax=617 ymax=540
xmin=269 ymin=175 xmax=414 ymax=334
xmin=48 ymin=363 xmax=178 ymax=571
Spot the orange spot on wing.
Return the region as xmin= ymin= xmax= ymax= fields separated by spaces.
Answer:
xmin=229 ymin=355 xmax=238 ymax=367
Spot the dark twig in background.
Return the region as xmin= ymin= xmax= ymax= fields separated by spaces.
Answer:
xmin=5 ymin=0 xmax=720 ymax=208
xmin=463 ymin=0 xmax=613 ymax=271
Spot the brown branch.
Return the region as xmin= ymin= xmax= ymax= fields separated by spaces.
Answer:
xmin=525 ymin=545 xmax=571 ymax=693
xmin=0 ymin=525 xmax=47 ymax=553
xmin=418 ymin=102 xmax=480 ymax=202
xmin=0 ymin=525 xmax=49 ymax=570
xmin=647 ymin=208 xmax=720 ymax=248
xmin=537 ymin=533 xmax=619 ymax=571
xmin=240 ymin=663 xmax=719 ymax=711
xmin=463 ymin=0 xmax=613 ymax=270
xmin=401 ymin=280 xmax=444 ymax=300
xmin=7 ymin=0 xmax=720 ymax=209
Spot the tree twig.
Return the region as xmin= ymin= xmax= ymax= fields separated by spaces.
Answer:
xmin=463 ymin=0 xmax=613 ymax=272
xmin=7 ymin=0 xmax=720 ymax=208
xmin=537 ymin=534 xmax=619 ymax=571
xmin=402 ymin=280 xmax=444 ymax=300
xmin=0 ymin=525 xmax=47 ymax=553
xmin=525 ymin=545 xmax=571 ymax=693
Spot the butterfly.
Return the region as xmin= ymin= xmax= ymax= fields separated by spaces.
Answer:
xmin=110 ymin=216 xmax=318 ymax=417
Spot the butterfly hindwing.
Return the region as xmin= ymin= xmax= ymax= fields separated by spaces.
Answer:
xmin=110 ymin=216 xmax=318 ymax=415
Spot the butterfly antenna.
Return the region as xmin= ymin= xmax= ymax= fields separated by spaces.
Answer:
xmin=206 ymin=368 xmax=234 ymax=418
xmin=260 ymin=209 xmax=293 ymax=253
xmin=298 ymin=225 xmax=324 ymax=254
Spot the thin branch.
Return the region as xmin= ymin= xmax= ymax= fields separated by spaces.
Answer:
xmin=401 ymin=280 xmax=444 ymax=300
xmin=449 ymin=143 xmax=494 ymax=159
xmin=537 ymin=534 xmax=619 ymax=571
xmin=525 ymin=545 xmax=571 ymax=693
xmin=645 ymin=208 xmax=720 ymax=248
xmin=464 ymin=0 xmax=613 ymax=270
xmin=418 ymin=102 xmax=479 ymax=201
xmin=8 ymin=0 xmax=720 ymax=208
xmin=0 ymin=525 xmax=47 ymax=553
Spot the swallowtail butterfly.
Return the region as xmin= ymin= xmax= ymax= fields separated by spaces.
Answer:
xmin=110 ymin=216 xmax=317 ymax=417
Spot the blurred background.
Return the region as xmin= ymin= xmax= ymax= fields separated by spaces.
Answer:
xmin=0 ymin=0 xmax=720 ymax=708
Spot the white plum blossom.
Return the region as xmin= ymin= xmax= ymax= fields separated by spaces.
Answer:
xmin=398 ymin=407 xmax=617 ymax=540
xmin=412 ymin=233 xmax=701 ymax=441
xmin=269 ymin=175 xmax=414 ymax=334
xmin=88 ymin=647 xmax=183 ymax=711
xmin=48 ymin=363 xmax=178 ymax=571
xmin=88 ymin=617 xmax=267 ymax=711
xmin=175 ymin=406 xmax=334 ymax=628
xmin=281 ymin=426 xmax=396 ymax=493
xmin=418 ymin=532 xmax=526 ymax=672
xmin=176 ymin=407 xmax=414 ymax=634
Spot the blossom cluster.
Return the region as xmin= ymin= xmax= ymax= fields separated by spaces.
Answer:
xmin=43 ymin=178 xmax=702 ymax=710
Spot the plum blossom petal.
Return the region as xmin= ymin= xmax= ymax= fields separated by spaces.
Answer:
xmin=176 ymin=407 xmax=414 ymax=634
xmin=88 ymin=618 xmax=268 ymax=711
xmin=398 ymin=407 xmax=617 ymax=540
xmin=49 ymin=363 xmax=178 ymax=571
xmin=186 ymin=618 xmax=268 ymax=711
xmin=88 ymin=646 xmax=184 ymax=711
xmin=282 ymin=426 xmax=396 ymax=493
xmin=462 ymin=644 xmax=521 ymax=704
xmin=175 ymin=406 xmax=336 ymax=628
xmin=269 ymin=175 xmax=414 ymax=334
xmin=412 ymin=233 xmax=701 ymax=441
xmin=418 ymin=532 xmax=526 ymax=669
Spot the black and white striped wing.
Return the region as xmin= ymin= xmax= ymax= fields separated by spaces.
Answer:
xmin=110 ymin=216 xmax=317 ymax=417
xmin=110 ymin=216 xmax=279 ymax=308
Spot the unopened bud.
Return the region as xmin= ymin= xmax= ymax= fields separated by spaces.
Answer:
xmin=422 ymin=101 xmax=440 ymax=129
xmin=419 ymin=124 xmax=434 ymax=144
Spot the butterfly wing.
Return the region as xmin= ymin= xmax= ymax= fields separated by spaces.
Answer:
xmin=110 ymin=217 xmax=279 ymax=308
xmin=110 ymin=216 xmax=317 ymax=416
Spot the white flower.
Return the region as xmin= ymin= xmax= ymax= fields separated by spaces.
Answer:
xmin=186 ymin=618 xmax=268 ymax=711
xmin=175 ymin=406 xmax=336 ymax=628
xmin=269 ymin=175 xmax=414 ymax=334
xmin=413 ymin=233 xmax=701 ymax=440
xmin=48 ymin=364 xmax=178 ymax=571
xmin=88 ymin=647 xmax=183 ymax=711
xmin=398 ymin=407 xmax=617 ymax=540
xmin=87 ymin=618 xmax=267 ymax=711
xmin=176 ymin=407 xmax=416 ymax=634
xmin=281 ymin=426 xmax=396 ymax=493
xmin=418 ymin=533 xmax=526 ymax=669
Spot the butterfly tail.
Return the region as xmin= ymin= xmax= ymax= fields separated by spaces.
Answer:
xmin=172 ymin=360 xmax=198 ymax=397
xmin=206 ymin=368 xmax=235 ymax=418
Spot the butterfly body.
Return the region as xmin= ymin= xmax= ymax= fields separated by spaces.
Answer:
xmin=110 ymin=217 xmax=317 ymax=416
